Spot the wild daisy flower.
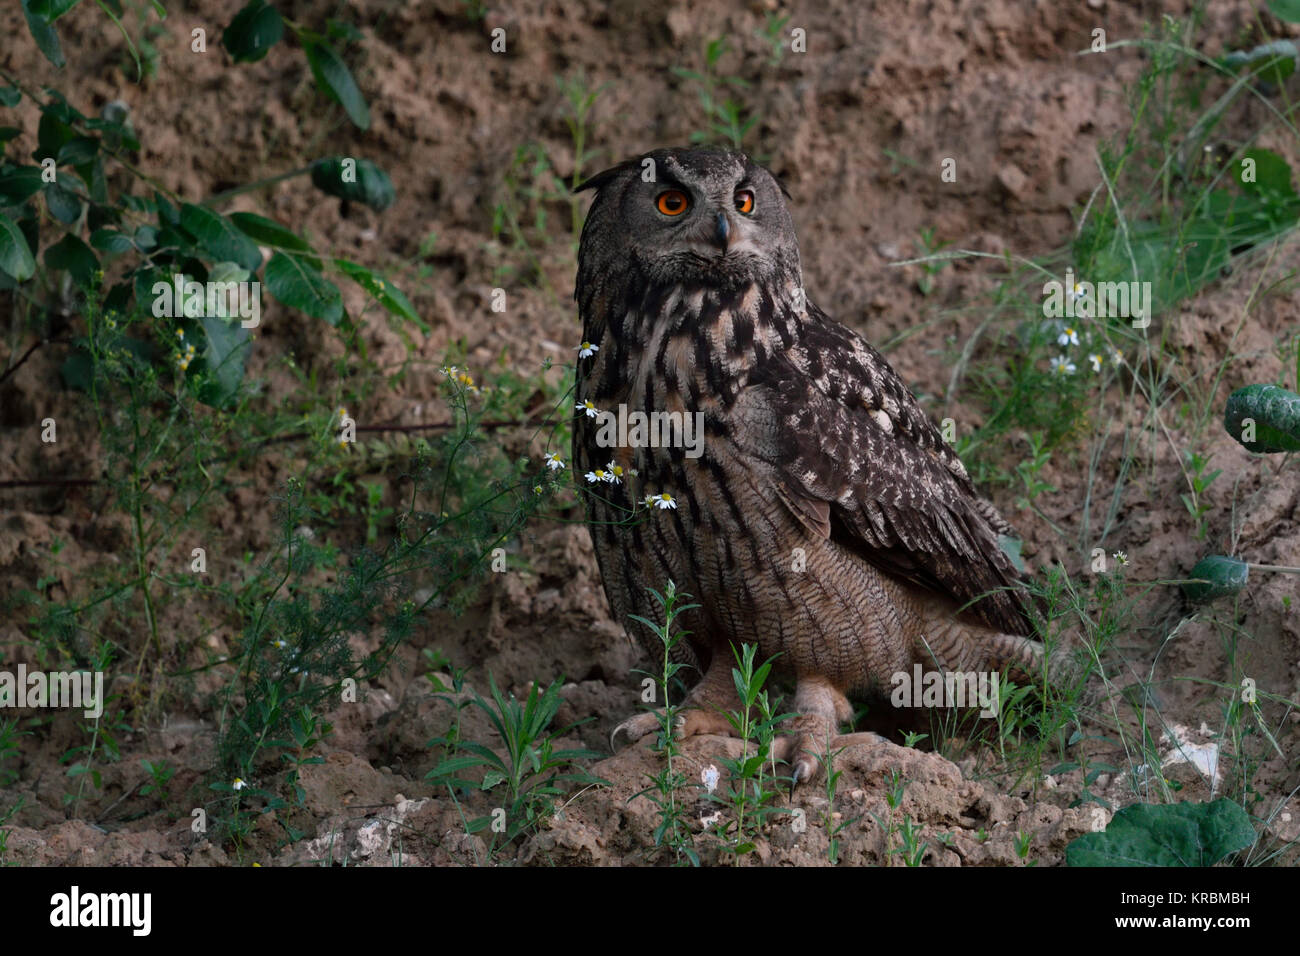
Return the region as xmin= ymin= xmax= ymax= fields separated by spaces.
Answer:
xmin=1050 ymin=355 xmax=1076 ymax=375
xmin=576 ymin=399 xmax=598 ymax=418
xmin=1057 ymin=326 xmax=1079 ymax=347
xmin=544 ymin=452 xmax=565 ymax=471
xmin=644 ymin=492 xmax=677 ymax=510
xmin=577 ymin=341 xmax=599 ymax=359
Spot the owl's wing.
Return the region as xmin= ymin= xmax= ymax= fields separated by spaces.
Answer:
xmin=742 ymin=303 xmax=1034 ymax=635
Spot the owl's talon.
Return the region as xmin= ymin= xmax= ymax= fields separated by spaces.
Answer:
xmin=611 ymin=710 xmax=664 ymax=751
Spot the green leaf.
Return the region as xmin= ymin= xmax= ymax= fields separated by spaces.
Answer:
xmin=21 ymin=0 xmax=65 ymax=68
xmin=1221 ymin=39 xmax=1297 ymax=84
xmin=1181 ymin=554 xmax=1250 ymax=604
xmin=264 ymin=251 xmax=343 ymax=324
xmin=44 ymin=181 xmax=82 ymax=223
xmin=1066 ymin=799 xmax=1257 ymax=866
xmin=333 ymin=258 xmax=422 ymax=327
xmin=57 ymin=136 xmax=98 ymax=167
xmin=28 ymin=0 xmax=83 ymax=21
xmin=304 ymin=41 xmax=370 ymax=130
xmin=179 ymin=203 xmax=263 ymax=271
xmin=207 ymin=260 xmax=250 ymax=284
xmin=229 ymin=211 xmax=315 ymax=259
xmin=480 ymin=769 xmax=506 ymax=790
xmin=222 ymin=0 xmax=284 ymax=64
xmin=90 ymin=228 xmax=134 ymax=254
xmin=0 ymin=166 xmax=44 ymax=205
xmin=425 ymin=755 xmax=489 ymax=780
xmin=0 ymin=89 xmax=21 ymax=108
xmin=195 ymin=314 xmax=252 ymax=408
xmin=310 ymin=157 xmax=394 ymax=212
xmin=1268 ymin=0 xmax=1300 ymax=23
xmin=133 ymin=224 xmax=158 ymax=251
xmin=1238 ymin=148 xmax=1296 ymax=200
xmin=44 ymin=233 xmax=97 ymax=288
xmin=1224 ymin=383 xmax=1300 ymax=453
xmin=36 ymin=111 xmax=74 ymax=162
xmin=0 ymin=212 xmax=37 ymax=281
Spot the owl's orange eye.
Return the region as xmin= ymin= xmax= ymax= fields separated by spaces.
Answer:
xmin=656 ymin=190 xmax=689 ymax=216
xmin=734 ymin=190 xmax=755 ymax=214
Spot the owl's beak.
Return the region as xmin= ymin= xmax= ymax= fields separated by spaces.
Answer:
xmin=712 ymin=212 xmax=731 ymax=252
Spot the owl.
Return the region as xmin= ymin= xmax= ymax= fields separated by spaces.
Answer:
xmin=572 ymin=147 xmax=1046 ymax=783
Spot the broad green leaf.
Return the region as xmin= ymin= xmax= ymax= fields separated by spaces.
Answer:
xmin=1181 ymin=555 xmax=1250 ymax=604
xmin=0 ymin=89 xmax=20 ymax=108
xmin=44 ymin=181 xmax=82 ymax=223
xmin=310 ymin=157 xmax=394 ymax=211
xmin=1238 ymin=148 xmax=1296 ymax=199
xmin=195 ymin=314 xmax=252 ymax=408
xmin=334 ymin=258 xmax=422 ymax=326
xmin=44 ymin=233 xmax=97 ymax=288
xmin=229 ymin=211 xmax=317 ymax=260
xmin=1224 ymin=383 xmax=1300 ymax=453
xmin=1067 ymin=799 xmax=1257 ymax=866
xmin=207 ymin=260 xmax=250 ymax=284
xmin=28 ymin=0 xmax=83 ymax=21
xmin=0 ymin=166 xmax=44 ymax=205
xmin=1268 ymin=0 xmax=1300 ymax=23
xmin=1221 ymin=39 xmax=1297 ymax=84
xmin=179 ymin=203 xmax=263 ymax=271
xmin=90 ymin=228 xmax=134 ymax=254
xmin=21 ymin=0 xmax=65 ymax=68
xmin=0 ymin=212 xmax=36 ymax=281
xmin=304 ymin=41 xmax=370 ymax=130
xmin=133 ymin=224 xmax=158 ymax=250
xmin=222 ymin=0 xmax=284 ymax=64
xmin=56 ymin=136 xmax=98 ymax=167
xmin=264 ymin=251 xmax=343 ymax=324
xmin=35 ymin=110 xmax=74 ymax=161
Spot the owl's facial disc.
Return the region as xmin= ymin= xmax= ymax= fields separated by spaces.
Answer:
xmin=631 ymin=150 xmax=794 ymax=290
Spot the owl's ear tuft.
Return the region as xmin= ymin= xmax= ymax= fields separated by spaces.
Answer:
xmin=574 ymin=158 xmax=641 ymax=194
xmin=763 ymin=164 xmax=793 ymax=201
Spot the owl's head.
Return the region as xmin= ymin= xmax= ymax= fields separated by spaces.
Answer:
xmin=575 ymin=148 xmax=800 ymax=293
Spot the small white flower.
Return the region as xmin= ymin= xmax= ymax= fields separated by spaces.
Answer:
xmin=232 ymin=778 xmax=248 ymax=791
xmin=577 ymin=341 xmax=599 ymax=359
xmin=701 ymin=764 xmax=719 ymax=793
xmin=544 ymin=452 xmax=565 ymax=472
xmin=1111 ymin=347 xmax=1124 ymax=367
xmin=1112 ymin=551 xmax=1128 ymax=565
xmin=1057 ymin=326 xmax=1079 ymax=347
xmin=604 ymin=462 xmax=623 ymax=484
xmin=271 ymin=638 xmax=287 ymax=649
xmin=1050 ymin=355 xmax=1076 ymax=375
xmin=1089 ymin=353 xmax=1103 ymax=373
xmin=533 ymin=484 xmax=543 ymax=495
xmin=644 ymin=492 xmax=677 ymax=511
xmin=585 ymin=469 xmax=607 ymax=483
xmin=576 ymin=399 xmax=598 ymax=418
xmin=440 ymin=365 xmax=458 ymax=377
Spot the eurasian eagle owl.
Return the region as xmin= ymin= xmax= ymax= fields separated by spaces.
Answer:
xmin=572 ymin=147 xmax=1045 ymax=782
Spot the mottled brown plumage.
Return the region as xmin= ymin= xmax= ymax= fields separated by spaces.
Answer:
xmin=573 ymin=147 xmax=1045 ymax=782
